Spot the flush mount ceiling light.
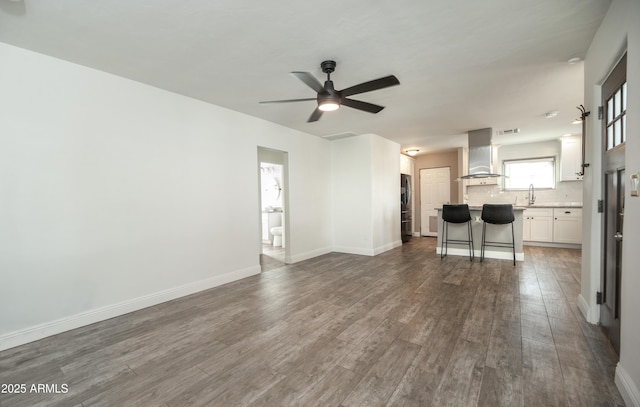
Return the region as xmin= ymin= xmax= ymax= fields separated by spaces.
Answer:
xmin=572 ymin=119 xmax=582 ymax=124
xmin=406 ymin=149 xmax=419 ymax=156
xmin=545 ymin=111 xmax=559 ymax=119
xmin=568 ymin=57 xmax=582 ymax=64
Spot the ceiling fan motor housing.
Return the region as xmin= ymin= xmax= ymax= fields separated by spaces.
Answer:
xmin=321 ymin=60 xmax=336 ymax=74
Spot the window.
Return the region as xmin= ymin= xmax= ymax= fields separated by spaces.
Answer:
xmin=605 ymin=80 xmax=627 ymax=150
xmin=503 ymin=157 xmax=555 ymax=190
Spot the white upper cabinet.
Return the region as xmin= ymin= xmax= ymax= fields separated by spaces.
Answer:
xmin=400 ymin=154 xmax=414 ymax=176
xmin=560 ymin=136 xmax=583 ymax=181
xmin=467 ymin=177 xmax=498 ymax=186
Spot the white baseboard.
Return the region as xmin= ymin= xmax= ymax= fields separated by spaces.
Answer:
xmin=523 ymin=241 xmax=581 ymax=249
xmin=332 ymin=240 xmax=403 ymax=257
xmin=373 ymin=240 xmax=403 ymax=255
xmin=577 ymin=293 xmax=599 ymax=324
xmin=616 ymin=363 xmax=640 ymax=407
xmin=332 ymin=246 xmax=375 ymax=256
xmin=0 ymin=265 xmax=261 ymax=352
xmin=286 ymin=247 xmax=332 ymax=263
xmin=435 ymin=247 xmax=524 ymax=262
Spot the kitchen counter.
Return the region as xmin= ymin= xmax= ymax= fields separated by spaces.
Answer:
xmin=520 ymin=204 xmax=583 ymax=208
xmin=436 ymin=206 xmax=524 ymax=262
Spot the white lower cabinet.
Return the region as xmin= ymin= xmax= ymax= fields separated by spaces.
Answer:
xmin=523 ymin=208 xmax=554 ymax=242
xmin=523 ymin=207 xmax=582 ymax=245
xmin=553 ymin=208 xmax=583 ymax=244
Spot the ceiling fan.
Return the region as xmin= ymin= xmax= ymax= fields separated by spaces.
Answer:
xmin=259 ymin=60 xmax=400 ymax=122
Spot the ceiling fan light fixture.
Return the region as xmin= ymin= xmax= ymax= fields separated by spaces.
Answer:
xmin=319 ymin=102 xmax=340 ymax=112
xmin=318 ymin=93 xmax=341 ymax=111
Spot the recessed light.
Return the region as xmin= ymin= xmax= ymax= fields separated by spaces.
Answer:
xmin=568 ymin=57 xmax=582 ymax=64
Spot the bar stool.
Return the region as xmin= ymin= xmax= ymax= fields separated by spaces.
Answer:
xmin=441 ymin=204 xmax=474 ymax=261
xmin=480 ymin=204 xmax=515 ymax=266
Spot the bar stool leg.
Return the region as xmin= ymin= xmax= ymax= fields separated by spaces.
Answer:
xmin=480 ymin=222 xmax=486 ymax=262
xmin=511 ymin=222 xmax=516 ymax=266
xmin=468 ymin=220 xmax=474 ymax=261
xmin=440 ymin=220 xmax=445 ymax=259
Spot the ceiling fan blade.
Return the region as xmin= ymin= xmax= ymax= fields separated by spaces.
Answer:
xmin=342 ymin=98 xmax=385 ymax=114
xmin=307 ymin=107 xmax=323 ymax=122
xmin=291 ymin=72 xmax=325 ymax=93
xmin=259 ymin=98 xmax=317 ymax=104
xmin=340 ymin=75 xmax=400 ymax=97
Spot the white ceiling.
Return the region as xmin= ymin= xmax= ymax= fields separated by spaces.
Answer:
xmin=0 ymin=0 xmax=611 ymax=155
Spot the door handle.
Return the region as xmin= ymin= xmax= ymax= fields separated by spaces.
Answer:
xmin=614 ymin=232 xmax=623 ymax=242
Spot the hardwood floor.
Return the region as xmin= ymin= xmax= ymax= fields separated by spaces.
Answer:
xmin=0 ymin=238 xmax=625 ymax=406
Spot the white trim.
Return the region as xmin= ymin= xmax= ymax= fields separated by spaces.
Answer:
xmin=286 ymin=247 xmax=332 ymax=263
xmin=333 ymin=240 xmax=402 ymax=257
xmin=577 ymin=293 xmax=599 ymax=324
xmin=436 ymin=247 xmax=524 ymax=262
xmin=332 ymin=246 xmax=375 ymax=256
xmin=616 ymin=363 xmax=640 ymax=407
xmin=0 ymin=265 xmax=260 ymax=352
xmin=523 ymin=241 xmax=582 ymax=249
xmin=373 ymin=240 xmax=403 ymax=255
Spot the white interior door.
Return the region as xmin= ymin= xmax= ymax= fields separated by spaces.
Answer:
xmin=420 ymin=167 xmax=451 ymax=236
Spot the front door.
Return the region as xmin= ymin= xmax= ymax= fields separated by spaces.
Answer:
xmin=420 ymin=167 xmax=450 ymax=237
xmin=600 ymin=54 xmax=627 ymax=354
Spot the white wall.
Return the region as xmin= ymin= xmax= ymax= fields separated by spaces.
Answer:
xmin=331 ymin=135 xmax=374 ymax=254
xmin=583 ymin=0 xmax=640 ymax=405
xmin=332 ymin=134 xmax=401 ymax=255
xmin=0 ymin=42 xmax=332 ymax=349
xmin=372 ymin=136 xmax=402 ymax=252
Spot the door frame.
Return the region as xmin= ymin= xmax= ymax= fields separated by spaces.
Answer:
xmin=599 ymin=53 xmax=626 ymax=354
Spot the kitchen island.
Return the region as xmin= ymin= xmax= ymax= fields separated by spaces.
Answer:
xmin=436 ymin=206 xmax=525 ymax=262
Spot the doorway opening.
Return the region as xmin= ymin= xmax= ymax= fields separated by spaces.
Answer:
xmin=258 ymin=147 xmax=289 ymax=270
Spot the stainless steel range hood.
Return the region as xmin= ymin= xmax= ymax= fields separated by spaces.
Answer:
xmin=460 ymin=128 xmax=502 ymax=179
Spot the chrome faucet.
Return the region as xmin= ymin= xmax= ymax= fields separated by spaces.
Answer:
xmin=528 ymin=184 xmax=536 ymax=205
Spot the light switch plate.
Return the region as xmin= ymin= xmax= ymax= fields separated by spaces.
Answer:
xmin=631 ymin=173 xmax=639 ymax=197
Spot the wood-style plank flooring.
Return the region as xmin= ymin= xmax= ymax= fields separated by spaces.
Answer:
xmin=0 ymin=238 xmax=625 ymax=406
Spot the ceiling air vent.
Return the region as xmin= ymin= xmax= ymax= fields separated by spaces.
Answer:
xmin=497 ymin=128 xmax=520 ymax=136
xmin=322 ymin=132 xmax=359 ymax=141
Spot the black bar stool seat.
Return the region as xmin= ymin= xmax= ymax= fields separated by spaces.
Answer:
xmin=480 ymin=204 xmax=516 ymax=266
xmin=441 ymin=204 xmax=474 ymax=261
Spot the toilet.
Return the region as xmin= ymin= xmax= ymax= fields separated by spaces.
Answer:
xmin=270 ymin=226 xmax=283 ymax=247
